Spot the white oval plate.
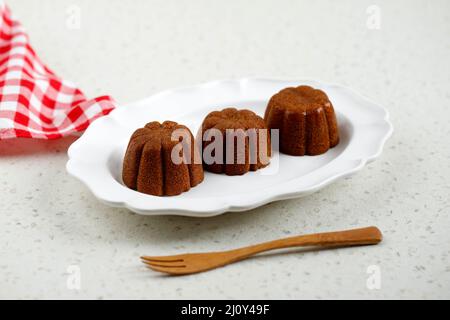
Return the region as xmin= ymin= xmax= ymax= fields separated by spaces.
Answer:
xmin=66 ymin=78 xmax=393 ymax=217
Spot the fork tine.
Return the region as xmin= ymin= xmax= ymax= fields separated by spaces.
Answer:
xmin=145 ymin=264 xmax=189 ymax=275
xmin=141 ymin=256 xmax=184 ymax=263
xmin=141 ymin=259 xmax=186 ymax=269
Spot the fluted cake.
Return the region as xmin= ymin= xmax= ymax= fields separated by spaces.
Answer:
xmin=264 ymin=85 xmax=339 ymax=156
xmin=122 ymin=121 xmax=204 ymax=196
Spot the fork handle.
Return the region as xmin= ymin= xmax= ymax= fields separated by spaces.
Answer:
xmin=227 ymin=226 xmax=382 ymax=261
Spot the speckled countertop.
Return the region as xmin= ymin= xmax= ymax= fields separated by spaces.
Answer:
xmin=1 ymin=0 xmax=449 ymax=299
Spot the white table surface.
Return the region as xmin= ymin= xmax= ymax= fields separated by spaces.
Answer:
xmin=1 ymin=0 xmax=449 ymax=299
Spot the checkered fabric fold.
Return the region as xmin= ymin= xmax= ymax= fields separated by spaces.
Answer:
xmin=0 ymin=3 xmax=115 ymax=139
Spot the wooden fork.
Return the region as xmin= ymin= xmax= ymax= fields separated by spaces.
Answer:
xmin=141 ymin=226 xmax=382 ymax=276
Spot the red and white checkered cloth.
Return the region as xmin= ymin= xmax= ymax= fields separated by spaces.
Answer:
xmin=0 ymin=3 xmax=115 ymax=139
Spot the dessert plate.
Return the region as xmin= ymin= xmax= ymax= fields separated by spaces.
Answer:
xmin=66 ymin=78 xmax=393 ymax=217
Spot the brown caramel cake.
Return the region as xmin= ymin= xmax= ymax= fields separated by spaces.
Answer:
xmin=122 ymin=121 xmax=204 ymax=196
xmin=201 ymin=108 xmax=271 ymax=176
xmin=264 ymin=85 xmax=339 ymax=156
